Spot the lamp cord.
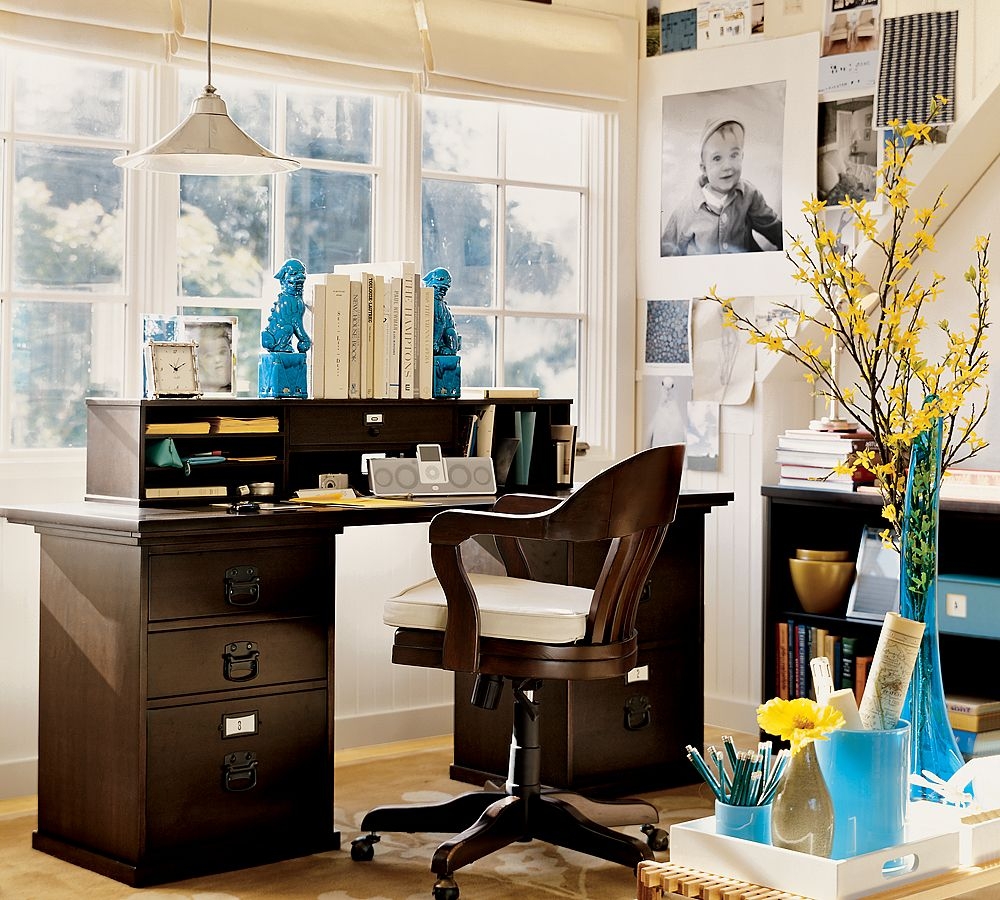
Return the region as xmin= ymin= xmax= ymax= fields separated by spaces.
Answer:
xmin=205 ymin=0 xmax=214 ymax=92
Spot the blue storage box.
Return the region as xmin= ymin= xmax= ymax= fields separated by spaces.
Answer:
xmin=938 ymin=574 xmax=1000 ymax=639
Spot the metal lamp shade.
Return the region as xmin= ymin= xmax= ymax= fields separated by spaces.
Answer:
xmin=113 ymin=89 xmax=300 ymax=175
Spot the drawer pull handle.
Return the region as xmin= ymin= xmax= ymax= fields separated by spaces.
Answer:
xmin=624 ymin=694 xmax=652 ymax=731
xmin=225 ymin=565 xmax=260 ymax=606
xmin=223 ymin=642 xmax=260 ymax=682
xmin=222 ymin=751 xmax=258 ymax=792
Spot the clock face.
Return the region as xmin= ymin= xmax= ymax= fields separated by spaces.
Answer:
xmin=147 ymin=342 xmax=201 ymax=397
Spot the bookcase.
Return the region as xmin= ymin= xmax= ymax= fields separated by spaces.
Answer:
xmin=763 ymin=485 xmax=1000 ymax=708
xmin=86 ymin=397 xmax=573 ymax=506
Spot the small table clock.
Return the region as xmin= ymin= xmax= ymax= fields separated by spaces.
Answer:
xmin=146 ymin=341 xmax=202 ymax=398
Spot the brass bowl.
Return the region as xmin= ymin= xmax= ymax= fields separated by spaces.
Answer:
xmin=789 ymin=557 xmax=856 ymax=614
xmin=795 ymin=548 xmax=852 ymax=562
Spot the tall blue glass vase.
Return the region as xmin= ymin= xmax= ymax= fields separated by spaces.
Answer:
xmin=898 ymin=400 xmax=966 ymax=801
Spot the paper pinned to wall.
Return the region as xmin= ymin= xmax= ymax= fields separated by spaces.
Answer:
xmin=692 ymin=297 xmax=755 ymax=405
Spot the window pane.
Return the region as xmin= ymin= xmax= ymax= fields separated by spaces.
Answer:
xmin=286 ymin=90 xmax=373 ymax=162
xmin=422 ymin=179 xmax=495 ymax=308
xmin=452 ymin=314 xmax=495 ymax=388
xmin=285 ymin=170 xmax=372 ymax=272
xmin=15 ymin=54 xmax=125 ymax=140
xmin=14 ymin=142 xmax=124 ymax=291
xmin=504 ymin=317 xmax=578 ymax=402
xmin=10 ymin=300 xmax=124 ymax=448
xmin=505 ymin=187 xmax=580 ymax=313
xmin=505 ymin=105 xmax=583 ymax=185
xmin=422 ymin=95 xmax=498 ymax=176
xmin=179 ymin=175 xmax=271 ymax=297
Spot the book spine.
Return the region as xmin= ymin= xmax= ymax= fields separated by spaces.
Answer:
xmin=854 ymin=654 xmax=874 ymax=706
xmin=787 ymin=618 xmax=796 ymax=700
xmin=840 ymin=635 xmax=856 ymax=691
xmin=348 ymin=279 xmax=363 ymax=399
xmin=948 ymin=710 xmax=1000 ymax=732
xmin=777 ymin=621 xmax=789 ymax=700
xmin=387 ymin=276 xmax=403 ymax=399
xmin=795 ymin=623 xmax=808 ymax=699
xmin=370 ymin=275 xmax=386 ymax=399
xmin=475 ymin=404 xmax=496 ymax=460
xmin=145 ymin=485 xmax=228 ymax=499
xmin=324 ymin=274 xmax=351 ymax=399
xmin=945 ymin=697 xmax=1000 ymax=715
xmin=400 ymin=274 xmax=416 ymax=399
xmin=418 ymin=285 xmax=434 ymax=399
xmin=309 ymin=282 xmax=327 ymax=399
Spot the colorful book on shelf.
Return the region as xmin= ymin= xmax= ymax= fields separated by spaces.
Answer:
xmin=952 ymin=727 xmax=1000 ymax=757
xmin=949 ymin=709 xmax=1000 ymax=733
xmin=946 ymin=695 xmax=1000 ymax=715
xmin=840 ymin=635 xmax=857 ymax=692
xmin=776 ymin=621 xmax=790 ymax=700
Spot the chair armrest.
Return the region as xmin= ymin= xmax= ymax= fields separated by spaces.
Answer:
xmin=429 ymin=507 xmax=553 ymax=546
xmin=491 ymin=493 xmax=562 ymax=515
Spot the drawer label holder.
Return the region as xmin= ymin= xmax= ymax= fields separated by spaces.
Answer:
xmin=220 ymin=709 xmax=259 ymax=739
xmin=222 ymin=641 xmax=260 ymax=682
xmin=222 ymin=751 xmax=258 ymax=792
xmin=224 ymin=565 xmax=260 ymax=606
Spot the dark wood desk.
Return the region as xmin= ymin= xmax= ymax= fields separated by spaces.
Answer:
xmin=2 ymin=490 xmax=730 ymax=886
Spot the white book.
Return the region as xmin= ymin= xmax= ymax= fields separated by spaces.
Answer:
xmin=362 ymin=273 xmax=377 ymax=399
xmin=385 ymin=276 xmax=403 ymax=399
xmin=418 ymin=284 xmax=434 ymax=399
xmin=348 ymin=279 xmax=363 ymax=399
xmin=309 ymin=281 xmax=327 ymax=399
xmin=475 ymin=404 xmax=496 ymax=459
xmin=324 ymin=273 xmax=351 ymax=399
xmin=370 ymin=275 xmax=387 ymax=399
xmin=400 ymin=274 xmax=416 ymax=399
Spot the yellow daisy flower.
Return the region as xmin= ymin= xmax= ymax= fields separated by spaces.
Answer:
xmin=756 ymin=697 xmax=845 ymax=756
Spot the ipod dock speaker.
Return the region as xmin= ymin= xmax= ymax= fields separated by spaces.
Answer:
xmin=368 ymin=456 xmax=497 ymax=496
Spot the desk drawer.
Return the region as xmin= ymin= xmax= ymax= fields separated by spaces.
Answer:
xmin=147 ymin=619 xmax=327 ymax=699
xmin=287 ymin=404 xmax=454 ymax=446
xmin=146 ymin=688 xmax=329 ymax=851
xmin=148 ymin=541 xmax=330 ymax=621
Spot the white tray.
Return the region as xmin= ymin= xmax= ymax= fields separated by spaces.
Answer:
xmin=669 ymin=815 xmax=959 ymax=900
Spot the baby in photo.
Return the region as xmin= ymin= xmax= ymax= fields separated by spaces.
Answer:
xmin=661 ymin=116 xmax=782 ymax=257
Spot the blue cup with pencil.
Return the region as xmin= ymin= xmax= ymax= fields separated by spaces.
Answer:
xmin=686 ymin=736 xmax=788 ymax=844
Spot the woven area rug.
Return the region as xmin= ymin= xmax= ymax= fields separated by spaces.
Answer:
xmin=0 ymin=746 xmax=714 ymax=900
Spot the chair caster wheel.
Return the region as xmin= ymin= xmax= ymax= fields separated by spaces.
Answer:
xmin=432 ymin=875 xmax=459 ymax=899
xmin=642 ymin=824 xmax=669 ymax=852
xmin=350 ymin=834 xmax=379 ymax=861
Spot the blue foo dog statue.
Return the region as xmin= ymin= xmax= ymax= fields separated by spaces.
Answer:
xmin=422 ymin=266 xmax=461 ymax=398
xmin=259 ymin=258 xmax=311 ymax=398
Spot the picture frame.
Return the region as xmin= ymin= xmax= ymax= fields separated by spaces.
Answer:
xmin=637 ymin=32 xmax=819 ymax=299
xmin=178 ymin=316 xmax=238 ymax=398
xmin=145 ymin=341 xmax=202 ymax=398
xmin=845 ymin=525 xmax=900 ymax=621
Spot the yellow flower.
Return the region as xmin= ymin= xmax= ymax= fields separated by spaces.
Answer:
xmin=757 ymin=697 xmax=845 ymax=756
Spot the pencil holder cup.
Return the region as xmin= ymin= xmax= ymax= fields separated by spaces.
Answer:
xmin=815 ymin=720 xmax=909 ymax=859
xmin=714 ymin=800 xmax=772 ymax=844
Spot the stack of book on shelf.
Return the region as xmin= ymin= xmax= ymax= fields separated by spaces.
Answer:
xmin=776 ymin=425 xmax=875 ymax=491
xmin=947 ymin=695 xmax=1000 ymax=759
xmin=145 ymin=421 xmax=211 ymax=435
xmin=306 ymin=261 xmax=435 ymax=401
xmin=940 ymin=468 xmax=1000 ymax=502
xmin=776 ymin=621 xmax=873 ymax=705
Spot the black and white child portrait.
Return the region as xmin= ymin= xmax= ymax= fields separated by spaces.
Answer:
xmin=660 ymin=81 xmax=786 ymax=257
xmin=182 ymin=317 xmax=237 ymax=395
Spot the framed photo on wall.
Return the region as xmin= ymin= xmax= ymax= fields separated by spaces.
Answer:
xmin=846 ymin=525 xmax=900 ymax=621
xmin=178 ymin=316 xmax=238 ymax=398
xmin=637 ymin=32 xmax=819 ymax=299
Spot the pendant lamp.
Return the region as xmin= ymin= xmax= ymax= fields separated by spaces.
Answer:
xmin=114 ymin=0 xmax=300 ymax=175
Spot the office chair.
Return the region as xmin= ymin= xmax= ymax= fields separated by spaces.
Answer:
xmin=351 ymin=444 xmax=686 ymax=900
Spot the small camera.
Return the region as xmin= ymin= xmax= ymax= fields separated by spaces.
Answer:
xmin=319 ymin=473 xmax=349 ymax=490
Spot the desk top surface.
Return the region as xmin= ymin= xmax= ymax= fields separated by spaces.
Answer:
xmin=0 ymin=489 xmax=733 ymax=538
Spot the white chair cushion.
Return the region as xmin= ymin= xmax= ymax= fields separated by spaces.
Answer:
xmin=384 ymin=573 xmax=592 ymax=644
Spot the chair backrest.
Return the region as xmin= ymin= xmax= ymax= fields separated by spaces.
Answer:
xmin=497 ymin=444 xmax=685 ymax=645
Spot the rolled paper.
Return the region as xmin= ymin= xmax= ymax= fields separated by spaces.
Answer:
xmin=859 ymin=611 xmax=925 ymax=730
xmin=827 ymin=687 xmax=864 ymax=730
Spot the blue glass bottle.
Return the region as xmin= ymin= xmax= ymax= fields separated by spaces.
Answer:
xmin=898 ymin=399 xmax=967 ymax=801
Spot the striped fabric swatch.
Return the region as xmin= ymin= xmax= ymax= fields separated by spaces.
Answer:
xmin=876 ymin=10 xmax=958 ymax=127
